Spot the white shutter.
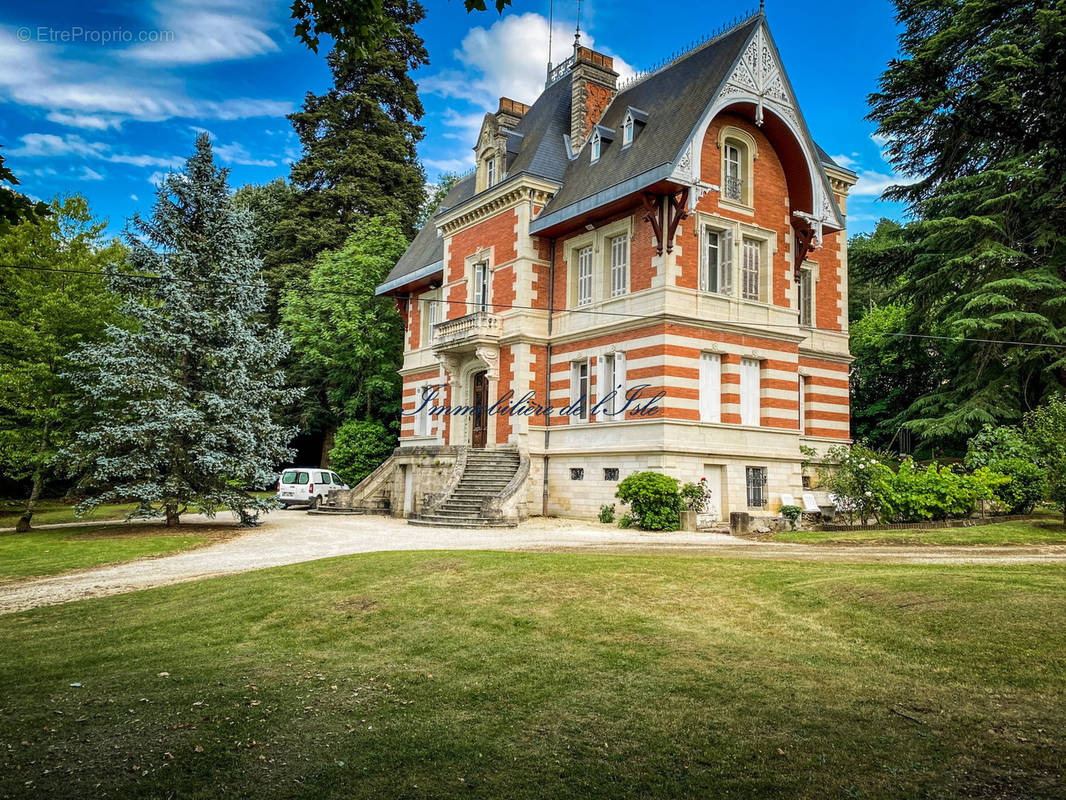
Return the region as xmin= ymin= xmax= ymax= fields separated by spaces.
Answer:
xmin=740 ymin=358 xmax=761 ymax=426
xmin=614 ymin=351 xmax=626 ymax=416
xmin=699 ymin=352 xmax=721 ymax=423
xmin=595 ymin=355 xmax=607 ymax=421
xmin=721 ymin=229 xmax=734 ymax=295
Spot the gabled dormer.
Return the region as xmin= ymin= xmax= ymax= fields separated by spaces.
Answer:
xmin=589 ymin=124 xmax=614 ymax=163
xmin=621 ymin=107 xmax=648 ymax=147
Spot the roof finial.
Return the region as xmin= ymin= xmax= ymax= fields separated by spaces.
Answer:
xmin=760 ymin=0 xmax=765 ymax=10
xmin=574 ymin=0 xmax=583 ymax=52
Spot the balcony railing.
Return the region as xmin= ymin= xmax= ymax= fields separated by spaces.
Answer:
xmin=723 ymin=175 xmax=743 ymax=202
xmin=433 ymin=311 xmax=501 ymax=348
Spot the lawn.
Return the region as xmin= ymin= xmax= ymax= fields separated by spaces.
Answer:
xmin=772 ymin=518 xmax=1066 ymax=546
xmin=0 ymin=552 xmax=1063 ymax=799
xmin=0 ymin=523 xmax=228 ymax=582
xmin=0 ymin=493 xmax=279 ymax=529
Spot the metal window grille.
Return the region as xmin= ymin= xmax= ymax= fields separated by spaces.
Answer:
xmin=746 ymin=467 xmax=767 ymax=508
xmin=604 ymin=468 xmax=619 ymax=481
xmin=610 ymin=234 xmax=628 ymax=297
xmin=724 ymin=144 xmax=742 ymax=201
xmin=576 ymin=246 xmax=593 ymax=306
xmin=570 ymin=468 xmax=584 ymax=481
xmin=742 ymin=238 xmax=760 ymax=301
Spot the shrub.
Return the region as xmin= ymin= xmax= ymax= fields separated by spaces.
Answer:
xmin=680 ymin=478 xmax=713 ymax=512
xmin=819 ymin=443 xmax=893 ymax=524
xmin=615 ymin=471 xmax=682 ymax=531
xmin=329 ymin=418 xmax=395 ymax=485
xmin=618 ymin=513 xmax=635 ymax=529
xmin=598 ymin=504 xmax=616 ymax=524
xmin=780 ymin=504 xmax=802 ymax=530
xmin=1023 ymin=396 xmax=1066 ymax=524
xmin=986 ymin=458 xmax=1046 ymax=514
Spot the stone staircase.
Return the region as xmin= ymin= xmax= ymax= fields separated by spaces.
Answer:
xmin=408 ymin=449 xmax=522 ymax=528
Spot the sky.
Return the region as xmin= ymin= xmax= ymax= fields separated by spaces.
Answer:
xmin=0 ymin=0 xmax=910 ymax=239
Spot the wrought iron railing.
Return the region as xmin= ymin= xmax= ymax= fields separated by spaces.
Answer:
xmin=723 ymin=175 xmax=743 ymax=201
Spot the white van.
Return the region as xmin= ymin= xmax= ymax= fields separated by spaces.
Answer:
xmin=275 ymin=468 xmax=349 ymax=509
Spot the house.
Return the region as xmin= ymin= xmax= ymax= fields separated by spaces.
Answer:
xmin=367 ymin=8 xmax=856 ymax=525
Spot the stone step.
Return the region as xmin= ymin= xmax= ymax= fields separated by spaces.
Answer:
xmin=408 ymin=516 xmax=515 ymax=528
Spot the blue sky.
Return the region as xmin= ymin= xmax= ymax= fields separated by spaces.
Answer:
xmin=0 ymin=0 xmax=909 ymax=239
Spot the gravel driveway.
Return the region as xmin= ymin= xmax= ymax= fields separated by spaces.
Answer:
xmin=3 ymin=511 xmax=1065 ymax=614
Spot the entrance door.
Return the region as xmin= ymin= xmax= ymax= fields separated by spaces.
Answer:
xmin=701 ymin=465 xmax=723 ymax=521
xmin=471 ymin=370 xmax=488 ymax=449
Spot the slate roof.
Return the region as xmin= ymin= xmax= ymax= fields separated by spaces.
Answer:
xmin=380 ymin=12 xmax=847 ymax=293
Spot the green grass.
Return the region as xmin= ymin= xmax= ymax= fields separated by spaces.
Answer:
xmin=0 ymin=523 xmax=226 ymax=581
xmin=1 ymin=552 xmax=1064 ymax=799
xmin=772 ymin=518 xmax=1066 ymax=546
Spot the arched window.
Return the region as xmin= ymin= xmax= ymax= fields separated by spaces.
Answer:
xmin=590 ymin=130 xmax=602 ymax=163
xmin=622 ymin=112 xmax=634 ymax=146
xmin=484 ymin=153 xmax=497 ymax=188
xmin=717 ymin=126 xmax=758 ymax=208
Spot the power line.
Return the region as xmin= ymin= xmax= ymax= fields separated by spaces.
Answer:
xmin=4 ymin=262 xmax=1066 ymax=350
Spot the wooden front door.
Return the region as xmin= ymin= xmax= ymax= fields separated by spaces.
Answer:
xmin=471 ymin=370 xmax=488 ymax=449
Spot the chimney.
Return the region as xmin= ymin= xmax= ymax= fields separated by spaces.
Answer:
xmin=495 ymin=97 xmax=530 ymax=130
xmin=570 ymin=45 xmax=618 ymax=150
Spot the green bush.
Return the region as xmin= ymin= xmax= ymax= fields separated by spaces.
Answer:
xmin=329 ymin=418 xmax=395 ymax=485
xmin=680 ymin=479 xmax=713 ymax=512
xmin=780 ymin=505 xmax=802 ymax=530
xmin=986 ymin=458 xmax=1046 ymax=514
xmin=1023 ymin=396 xmax=1066 ymax=524
xmin=819 ymin=443 xmax=894 ymax=525
xmin=617 ymin=513 xmax=635 ymax=529
xmin=598 ymin=504 xmax=615 ymax=524
xmin=615 ymin=472 xmax=682 ymax=531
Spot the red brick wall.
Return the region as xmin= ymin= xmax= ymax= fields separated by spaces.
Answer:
xmin=444 ymin=209 xmax=519 ymax=320
xmin=584 ymin=82 xmax=613 ymax=136
xmin=495 ymin=345 xmax=514 ymax=443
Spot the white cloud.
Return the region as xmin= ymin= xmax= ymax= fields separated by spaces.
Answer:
xmin=214 ymin=141 xmax=277 ymax=167
xmin=424 ymin=156 xmax=474 ymax=175
xmin=440 ymin=108 xmax=486 ymax=142
xmin=7 ymin=132 xmax=182 ymax=171
xmin=422 ymin=13 xmax=636 ymax=109
xmin=146 ymin=170 xmax=173 ymax=186
xmin=108 ymin=153 xmax=185 ymax=168
xmin=830 ymin=152 xmax=859 ymax=170
xmin=46 ymin=111 xmax=124 ymax=130
xmin=124 ymin=2 xmax=279 ymax=65
xmin=130 ymin=194 xmax=139 ymax=201
xmin=0 ymin=29 xmax=291 ymax=126
xmin=851 ymin=169 xmax=917 ymax=197
xmin=79 ymin=167 xmax=105 ymax=181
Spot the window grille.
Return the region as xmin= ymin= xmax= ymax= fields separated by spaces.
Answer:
xmin=604 ymin=468 xmax=619 ymax=481
xmin=724 ymin=143 xmax=742 ymax=201
xmin=570 ymin=468 xmax=584 ymax=480
xmin=746 ymin=466 xmax=767 ymax=508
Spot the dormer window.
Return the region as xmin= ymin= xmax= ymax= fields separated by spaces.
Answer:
xmin=590 ymin=131 xmax=601 ymax=163
xmin=718 ymin=127 xmax=757 ymax=209
xmin=485 ymin=156 xmax=496 ymax=188
xmin=622 ymin=113 xmax=634 ymax=146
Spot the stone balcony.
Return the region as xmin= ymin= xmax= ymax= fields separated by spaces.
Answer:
xmin=432 ymin=311 xmax=501 ymax=352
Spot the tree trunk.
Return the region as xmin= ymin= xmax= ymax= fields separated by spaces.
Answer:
xmin=15 ymin=473 xmax=43 ymax=533
xmin=165 ymin=504 xmax=181 ymax=527
xmin=320 ymin=426 xmax=337 ymax=468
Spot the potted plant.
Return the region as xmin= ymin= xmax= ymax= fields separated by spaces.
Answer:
xmin=680 ymin=478 xmax=714 ymax=531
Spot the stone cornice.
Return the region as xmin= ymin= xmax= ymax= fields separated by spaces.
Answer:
xmin=436 ymin=176 xmax=558 ymax=237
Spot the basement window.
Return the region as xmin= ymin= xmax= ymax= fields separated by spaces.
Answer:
xmin=603 ymin=468 xmax=619 ymax=481
xmin=570 ymin=468 xmax=585 ymax=481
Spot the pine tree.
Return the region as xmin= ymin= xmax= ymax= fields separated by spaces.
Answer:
xmin=65 ymin=135 xmax=297 ymax=526
xmin=280 ymin=0 xmax=428 ymax=271
xmin=868 ymin=0 xmax=1066 ymax=445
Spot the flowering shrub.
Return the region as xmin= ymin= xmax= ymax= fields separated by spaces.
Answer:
xmin=680 ymin=478 xmax=714 ymax=512
xmin=616 ymin=471 xmax=682 ymax=531
xmin=819 ymin=443 xmax=893 ymax=525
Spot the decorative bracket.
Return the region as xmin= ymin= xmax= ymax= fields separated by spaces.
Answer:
xmin=665 ymin=188 xmax=690 ymax=254
xmin=641 ymin=192 xmax=664 ymax=255
xmin=642 ymin=188 xmax=690 ymax=255
xmin=792 ymin=222 xmax=818 ymax=272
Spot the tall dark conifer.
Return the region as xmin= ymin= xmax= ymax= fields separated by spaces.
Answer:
xmin=280 ymin=0 xmax=428 ymax=272
xmin=867 ymin=0 xmax=1066 ymax=445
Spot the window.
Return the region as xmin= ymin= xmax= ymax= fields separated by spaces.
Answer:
xmin=281 ymin=471 xmax=297 ymax=484
xmin=473 ymin=261 xmax=490 ymax=311
xmin=590 ymin=131 xmax=601 ymax=163
xmin=799 ymin=376 xmax=807 ymax=433
xmin=699 ymin=352 xmax=721 ymax=423
xmin=576 ymin=245 xmax=593 ymax=307
xmin=424 ymin=297 xmax=438 ymax=344
xmin=485 ymin=157 xmax=496 ymax=188
xmin=701 ymin=226 xmax=733 ymax=294
xmin=741 ymin=238 xmax=761 ymax=301
xmin=802 ymin=474 xmax=811 ymax=489
xmin=295 ymin=471 xmax=310 ymax=485
xmin=570 ymin=467 xmax=584 ymax=480
xmin=740 ymin=357 xmax=761 ymax=426
xmin=745 ymin=467 xmax=767 ymax=508
xmin=571 ymin=360 xmax=590 ymax=422
xmin=414 ymin=385 xmax=431 ymax=436
xmin=622 ymin=113 xmax=633 ymax=146
xmin=799 ymin=267 xmax=813 ymax=327
xmin=609 ymin=234 xmax=628 ymax=297
xmin=597 ymin=351 xmax=626 ymax=418
xmin=604 ymin=467 xmax=619 ymax=481
xmin=723 ymin=142 xmax=743 ymax=201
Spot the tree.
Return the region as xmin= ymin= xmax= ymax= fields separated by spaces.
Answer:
xmin=290 ymin=0 xmax=511 ymax=59
xmin=330 ymin=418 xmax=396 ymax=485
xmin=280 ymin=216 xmax=407 ymax=465
xmin=0 ymin=147 xmax=49 ymax=230
xmin=65 ymin=135 xmax=297 ymax=526
xmin=867 ymin=0 xmax=1066 ymax=446
xmin=233 ymin=178 xmax=295 ymax=322
xmin=280 ymin=0 xmax=428 ymax=273
xmin=1023 ymin=396 xmax=1066 ymax=524
xmin=0 ymin=196 xmax=125 ymax=531
xmin=417 ymin=170 xmax=462 ymax=227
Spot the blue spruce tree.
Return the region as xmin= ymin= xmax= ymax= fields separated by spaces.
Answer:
xmin=66 ymin=134 xmax=298 ymax=526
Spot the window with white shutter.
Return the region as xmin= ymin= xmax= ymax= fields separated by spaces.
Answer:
xmin=571 ymin=360 xmax=589 ymax=422
xmin=576 ymin=246 xmax=593 ymax=307
xmin=699 ymin=352 xmax=721 ymax=422
xmin=473 ymin=262 xmax=490 ymax=311
xmin=740 ymin=357 xmax=761 ymax=426
xmin=741 ymin=238 xmax=760 ymax=301
xmin=609 ymin=234 xmax=628 ymax=297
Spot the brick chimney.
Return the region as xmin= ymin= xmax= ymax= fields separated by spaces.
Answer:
xmin=570 ymin=45 xmax=618 ymax=150
xmin=496 ymin=97 xmax=530 ymax=129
